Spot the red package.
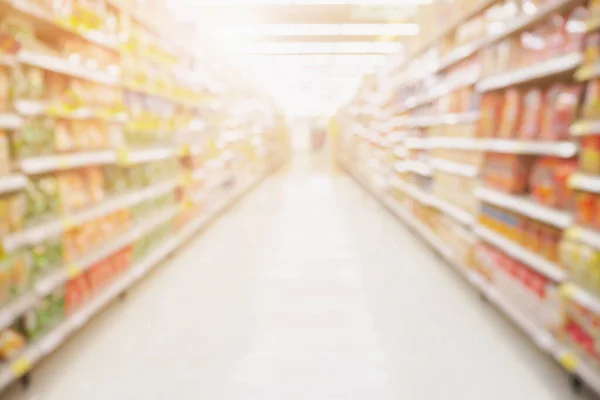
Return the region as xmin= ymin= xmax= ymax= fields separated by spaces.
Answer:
xmin=520 ymin=88 xmax=545 ymax=139
xmin=478 ymin=93 xmax=503 ymax=137
xmin=541 ymin=84 xmax=582 ymax=140
xmin=498 ymin=88 xmax=522 ymax=138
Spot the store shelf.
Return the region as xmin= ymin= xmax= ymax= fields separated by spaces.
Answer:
xmin=435 ymin=39 xmax=487 ymax=73
xmin=2 ymin=179 xmax=178 ymax=252
xmin=479 ymin=139 xmax=577 ymax=157
xmin=477 ymin=53 xmax=582 ymax=92
xmin=429 ymin=196 xmax=476 ymax=227
xmin=19 ymin=150 xmax=117 ymax=174
xmin=405 ymin=138 xmax=430 ymax=149
xmin=431 ymin=158 xmax=478 ymax=177
xmin=5 ymin=0 xmax=120 ymax=50
xmin=398 ymin=111 xmax=480 ymax=127
xmin=400 ymin=75 xmax=480 ymax=112
xmin=569 ymin=173 xmax=600 ymax=193
xmin=0 ymin=113 xmax=23 ymax=130
xmin=393 ymin=147 xmax=408 ymax=159
xmin=485 ymin=285 xmax=557 ymax=352
xmin=563 ymin=283 xmax=600 ymax=317
xmin=404 ymin=160 xmax=433 ymax=176
xmin=121 ymin=148 xmax=176 ymax=165
xmin=485 ymin=0 xmax=579 ymax=46
xmin=0 ymin=205 xmax=177 ymax=333
xmin=0 ymin=170 xmax=269 ymax=391
xmin=346 ymin=160 xmax=573 ymax=365
xmin=565 ymin=225 xmax=600 ymax=249
xmin=18 ymin=50 xmax=119 ymax=86
xmin=575 ymin=61 xmax=600 ymax=81
xmin=474 ymin=225 xmax=567 ymax=282
xmin=428 ymin=137 xmax=479 ymax=150
xmin=392 ymin=177 xmax=475 ymax=226
xmin=390 ymin=178 xmax=432 ymax=206
xmin=0 ymin=174 xmax=27 ymax=194
xmin=474 ymin=187 xmax=572 ymax=229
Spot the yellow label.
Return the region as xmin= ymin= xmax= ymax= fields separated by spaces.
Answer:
xmin=116 ymin=148 xmax=129 ymax=165
xmin=181 ymin=171 xmax=193 ymax=186
xmin=559 ymin=352 xmax=578 ymax=373
xmin=180 ymin=144 xmax=191 ymax=157
xmin=568 ymin=227 xmax=584 ymax=240
xmin=11 ymin=357 xmax=31 ymax=377
xmin=569 ymin=174 xmax=582 ymax=188
xmin=63 ymin=216 xmax=76 ymax=230
xmin=47 ymin=104 xmax=66 ymax=117
xmin=67 ymin=264 xmax=82 ymax=279
xmin=0 ymin=242 xmax=4 ymax=260
xmin=560 ymin=283 xmax=576 ymax=298
xmin=58 ymin=156 xmax=71 ymax=169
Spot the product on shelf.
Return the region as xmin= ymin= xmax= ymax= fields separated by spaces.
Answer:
xmin=480 ymin=203 xmax=563 ymax=263
xmin=0 ymin=329 xmax=26 ymax=361
xmin=561 ymin=297 xmax=600 ymax=371
xmin=23 ymin=286 xmax=65 ymax=341
xmin=529 ymin=157 xmax=577 ymax=209
xmin=482 ymin=153 xmax=532 ymax=194
xmin=0 ymin=252 xmax=30 ymax=306
xmin=477 ymin=243 xmax=561 ymax=331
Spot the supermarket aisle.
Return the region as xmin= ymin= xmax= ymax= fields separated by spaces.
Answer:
xmin=4 ymin=156 xmax=594 ymax=400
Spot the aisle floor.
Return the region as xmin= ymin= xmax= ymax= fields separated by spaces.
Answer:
xmin=4 ymin=156 xmax=596 ymax=400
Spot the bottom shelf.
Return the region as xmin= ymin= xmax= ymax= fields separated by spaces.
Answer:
xmin=341 ymin=159 xmax=600 ymax=395
xmin=0 ymin=170 xmax=272 ymax=391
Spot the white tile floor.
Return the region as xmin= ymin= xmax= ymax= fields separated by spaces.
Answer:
xmin=4 ymin=155 xmax=598 ymax=399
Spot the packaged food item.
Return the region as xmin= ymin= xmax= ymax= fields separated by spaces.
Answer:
xmin=14 ymin=117 xmax=56 ymax=158
xmin=520 ymin=88 xmax=545 ymax=139
xmin=65 ymin=276 xmax=90 ymax=315
xmin=478 ymin=93 xmax=503 ymax=137
xmin=30 ymin=237 xmax=62 ymax=280
xmin=541 ymin=84 xmax=582 ymax=141
xmin=582 ymin=79 xmax=600 ymax=119
xmin=0 ymin=66 xmax=10 ymax=110
xmin=0 ymin=329 xmax=25 ymax=360
xmin=530 ymin=157 xmax=577 ymax=208
xmin=584 ymin=32 xmax=600 ymax=66
xmin=580 ymin=136 xmax=600 ymax=174
xmin=498 ymin=88 xmax=522 ymax=138
xmin=23 ymin=286 xmax=64 ymax=340
xmin=58 ymin=171 xmax=89 ymax=213
xmin=0 ymin=192 xmax=25 ymax=234
xmin=575 ymin=191 xmax=596 ymax=226
xmin=24 ymin=175 xmax=59 ymax=225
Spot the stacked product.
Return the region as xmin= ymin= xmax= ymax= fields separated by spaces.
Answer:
xmin=335 ymin=0 xmax=600 ymax=394
xmin=0 ymin=0 xmax=289 ymax=389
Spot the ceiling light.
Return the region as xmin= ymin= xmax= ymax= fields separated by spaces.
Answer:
xmin=211 ymin=23 xmax=418 ymax=37
xmin=232 ymin=42 xmax=401 ymax=54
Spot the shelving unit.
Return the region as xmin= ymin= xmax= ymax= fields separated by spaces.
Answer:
xmin=0 ymin=0 xmax=289 ymax=390
xmin=335 ymin=0 xmax=600 ymax=394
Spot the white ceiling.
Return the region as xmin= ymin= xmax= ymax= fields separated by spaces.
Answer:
xmin=169 ymin=1 xmax=419 ymax=116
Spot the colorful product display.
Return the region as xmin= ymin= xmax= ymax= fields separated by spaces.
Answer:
xmin=336 ymin=0 xmax=600 ymax=392
xmin=0 ymin=0 xmax=289 ymax=387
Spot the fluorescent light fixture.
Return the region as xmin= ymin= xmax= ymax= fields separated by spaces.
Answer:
xmin=232 ymin=42 xmax=401 ymax=54
xmin=212 ymin=23 xmax=418 ymax=37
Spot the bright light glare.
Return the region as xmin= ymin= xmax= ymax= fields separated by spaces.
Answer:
xmin=232 ymin=42 xmax=402 ymax=54
xmin=212 ymin=23 xmax=419 ymax=37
